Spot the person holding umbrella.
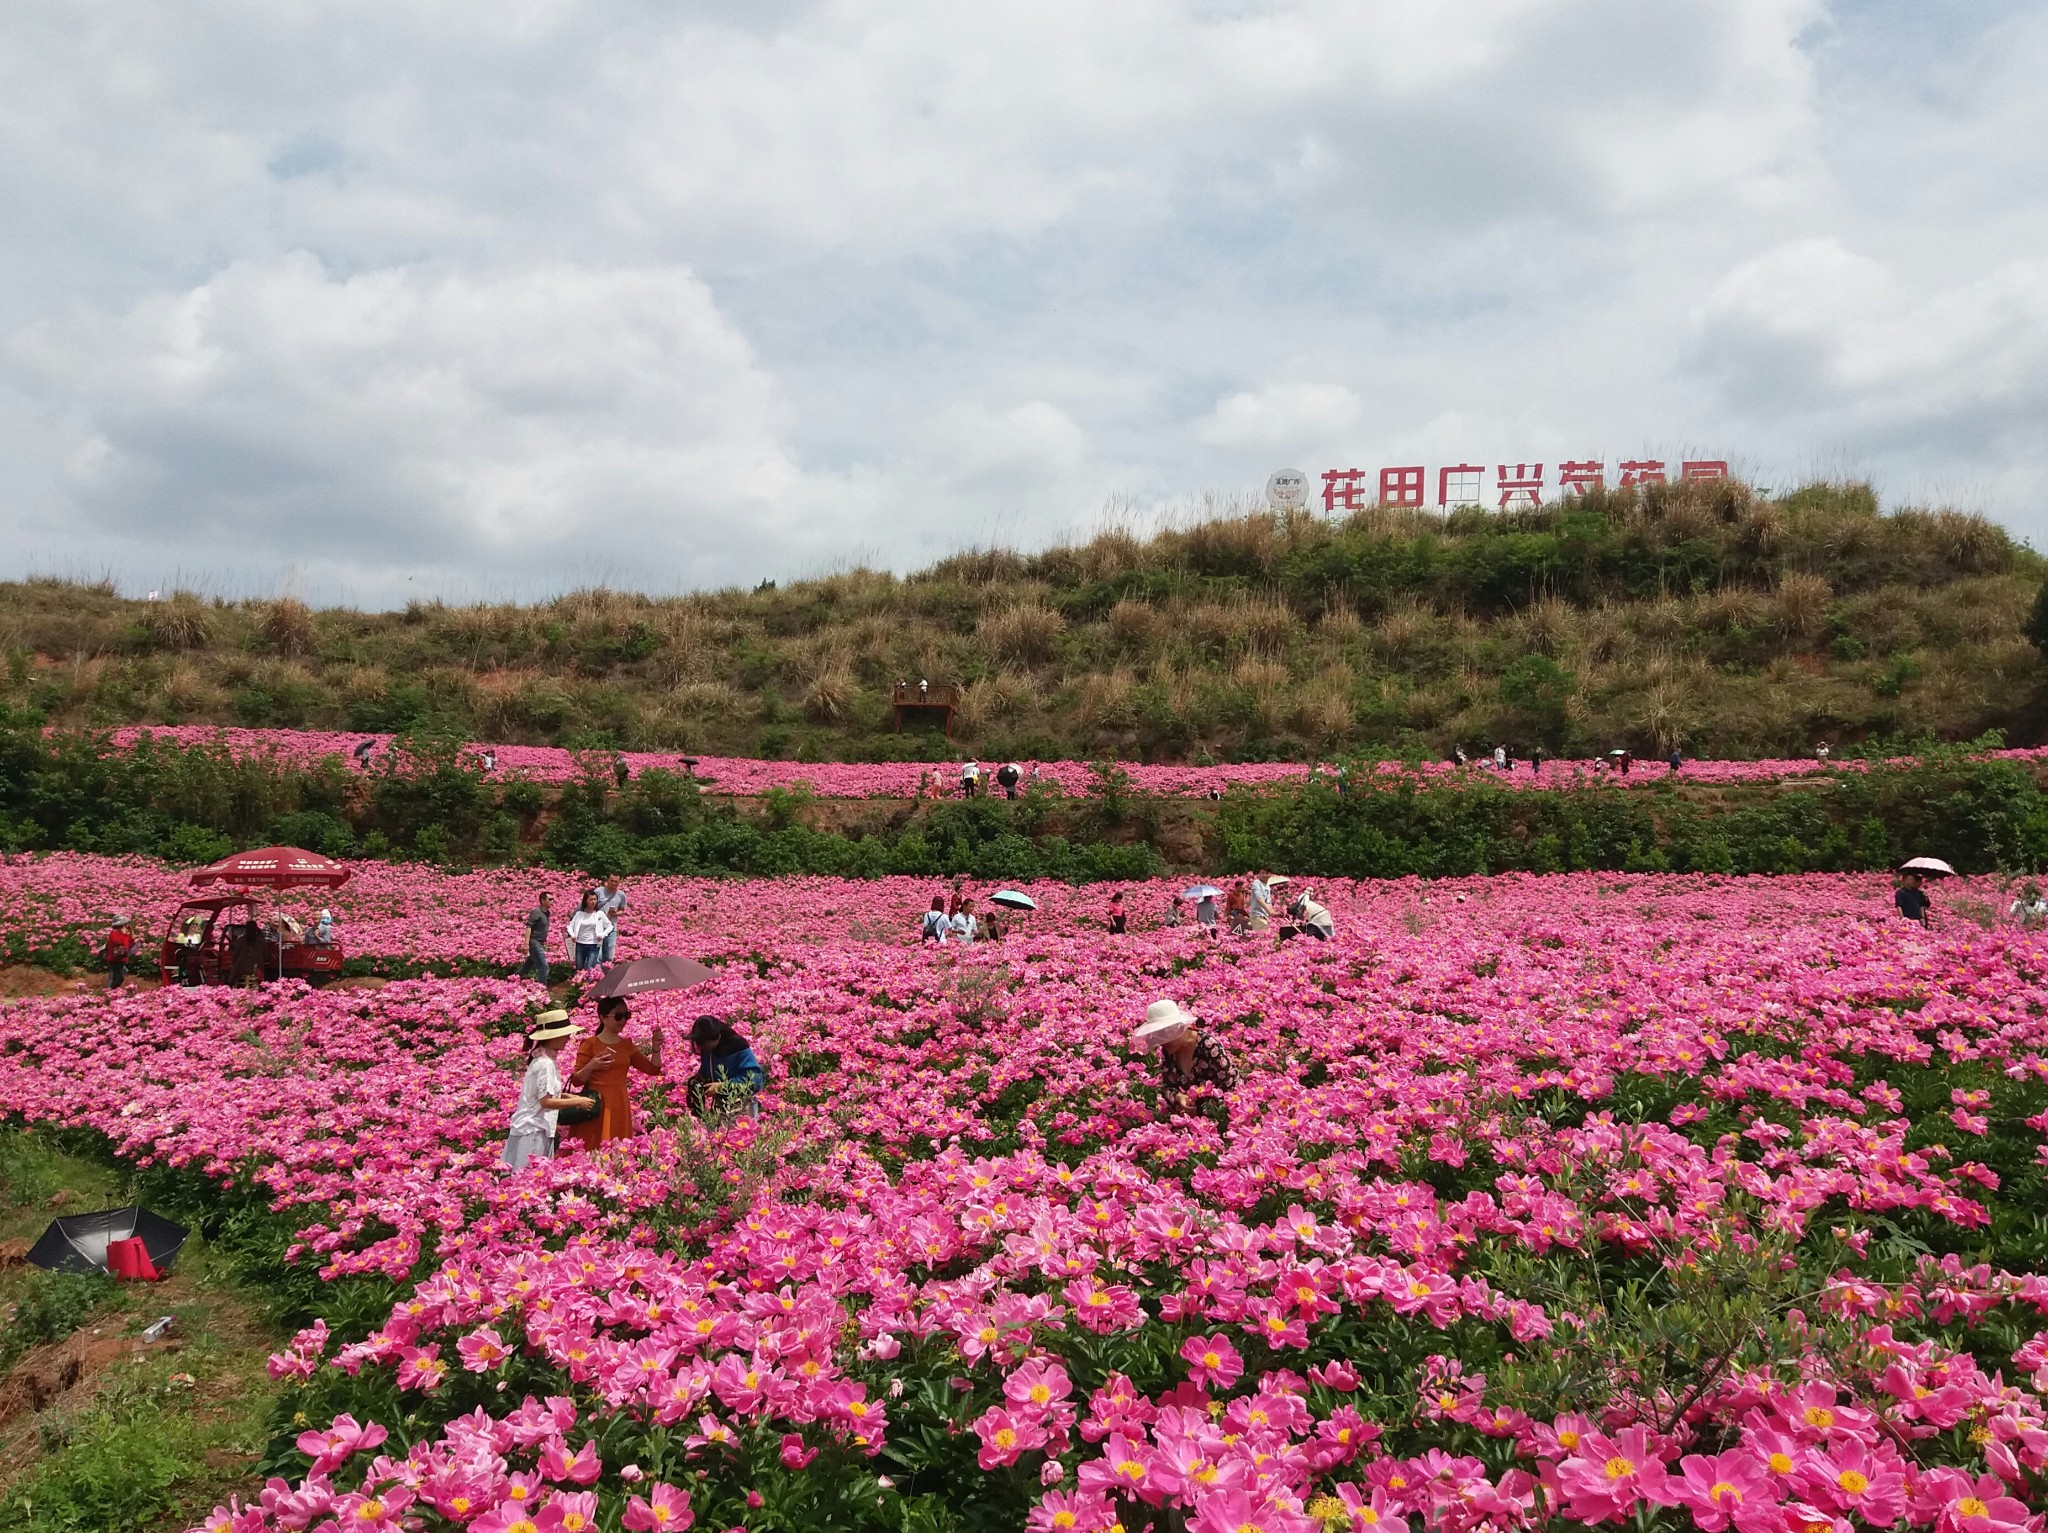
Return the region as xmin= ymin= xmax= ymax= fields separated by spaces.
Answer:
xmin=502 ymin=1011 xmax=594 ymax=1170
xmin=997 ymin=762 xmax=1023 ymax=799
xmin=561 ymin=995 xmax=664 ymax=1150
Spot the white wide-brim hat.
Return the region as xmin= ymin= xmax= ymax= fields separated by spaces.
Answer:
xmin=1132 ymin=998 xmax=1197 ymax=1049
xmin=528 ymin=1008 xmax=578 ymax=1042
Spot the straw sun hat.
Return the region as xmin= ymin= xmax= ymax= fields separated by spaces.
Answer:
xmin=1131 ymin=998 xmax=1197 ymax=1050
xmin=528 ymin=1008 xmax=577 ymax=1043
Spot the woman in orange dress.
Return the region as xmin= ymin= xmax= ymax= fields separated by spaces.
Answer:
xmin=560 ymin=997 xmax=666 ymax=1149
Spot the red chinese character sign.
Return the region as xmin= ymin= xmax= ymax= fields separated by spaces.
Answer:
xmin=1378 ymin=466 xmax=1424 ymax=507
xmin=1559 ymin=460 xmax=1603 ymax=496
xmin=1497 ymin=464 xmax=1544 ymax=509
xmin=1291 ymin=456 xmax=1732 ymax=515
xmin=1320 ymin=469 xmax=1370 ymax=514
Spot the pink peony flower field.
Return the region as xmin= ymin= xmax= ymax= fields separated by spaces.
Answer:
xmin=88 ymin=724 xmax=2048 ymax=797
xmin=3 ymin=854 xmax=2047 ymax=1533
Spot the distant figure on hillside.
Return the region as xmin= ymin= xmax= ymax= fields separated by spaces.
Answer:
xmin=1452 ymin=744 xmax=1468 ymax=767
xmin=1028 ymin=762 xmax=1044 ymax=786
xmin=103 ymin=914 xmax=135 ymax=991
xmin=566 ymin=890 xmax=614 ymax=972
xmin=1612 ymin=749 xmax=1633 ymax=775
xmin=920 ymin=896 xmax=950 ymax=944
xmin=1493 ymin=744 xmax=1507 ymax=771
xmin=1248 ymin=871 xmax=1273 ymax=932
xmin=614 ymin=754 xmax=630 ymax=789
xmin=1668 ymin=748 xmax=1683 ymax=774
xmin=501 ymin=1013 xmax=592 ymax=1170
xmin=2011 ymin=883 xmax=2047 ymax=931
xmin=1108 ymin=890 xmax=1128 ymax=935
xmin=1528 ymin=749 xmax=1543 ymax=775
xmin=918 ymin=677 xmax=930 ymax=698
xmin=997 ymin=762 xmax=1022 ymax=799
xmin=1894 ymin=872 xmax=1931 ymax=926
xmin=961 ymin=760 xmax=981 ymax=799
xmin=597 ymin=875 xmax=628 ymax=964
xmin=481 ymin=749 xmax=497 ymax=772
xmin=1815 ymin=742 xmax=1832 ymax=763
xmin=353 ymin=738 xmax=375 ymax=769
xmin=522 ymin=892 xmax=553 ymax=984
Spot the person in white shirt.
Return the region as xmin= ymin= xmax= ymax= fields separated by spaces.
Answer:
xmin=501 ymin=1013 xmax=590 ymax=1169
xmin=920 ymin=896 xmax=951 ymax=944
xmin=1285 ymin=892 xmax=1335 ymax=941
xmin=1248 ymin=872 xmax=1273 ymax=932
xmin=596 ymin=875 xmax=628 ymax=964
xmin=307 ymin=909 xmax=337 ymax=946
xmin=950 ymin=898 xmax=978 ymax=944
xmin=2011 ymin=883 xmax=2048 ymax=931
xmin=566 ymin=891 xmax=614 ymax=972
xmin=961 ymin=760 xmax=982 ymax=799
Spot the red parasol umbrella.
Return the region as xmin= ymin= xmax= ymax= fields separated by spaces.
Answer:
xmin=188 ymin=846 xmax=351 ymax=982
xmin=189 ymin=846 xmax=352 ymax=889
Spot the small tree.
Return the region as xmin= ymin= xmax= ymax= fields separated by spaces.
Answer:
xmin=2026 ymin=580 xmax=2048 ymax=659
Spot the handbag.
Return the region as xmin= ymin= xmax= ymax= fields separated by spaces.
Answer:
xmin=556 ymin=1093 xmax=600 ymax=1126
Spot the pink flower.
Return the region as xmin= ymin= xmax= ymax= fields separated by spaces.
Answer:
xmin=539 ymin=1438 xmax=601 ymax=1485
xmin=1026 ymin=1489 xmax=1116 ymax=1533
xmin=621 ymin=1482 xmax=694 ymax=1532
xmin=1179 ymin=1334 xmax=1244 ymax=1391
xmin=779 ymin=1433 xmax=817 ymax=1469
xmin=974 ymin=1405 xmax=1048 ymax=1469
xmin=1674 ymin=1450 xmax=1777 ymax=1533
xmin=538 ymin=1492 xmax=599 ymax=1533
xmin=1555 ymin=1429 xmax=1678 ymax=1524
xmin=294 ymin=1413 xmax=389 ymax=1474
xmin=457 ymin=1327 xmax=511 ymax=1372
xmin=1003 ymin=1358 xmax=1076 ymax=1417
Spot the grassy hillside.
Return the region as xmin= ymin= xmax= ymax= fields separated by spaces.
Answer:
xmin=3 ymin=480 xmax=2042 ymax=762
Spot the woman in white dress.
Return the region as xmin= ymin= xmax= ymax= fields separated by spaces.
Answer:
xmin=502 ymin=1011 xmax=591 ymax=1169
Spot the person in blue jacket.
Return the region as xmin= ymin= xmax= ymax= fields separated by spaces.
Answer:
xmin=688 ymin=1014 xmax=767 ymax=1119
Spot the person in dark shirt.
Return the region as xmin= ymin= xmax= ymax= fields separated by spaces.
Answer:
xmin=1895 ymin=873 xmax=1931 ymax=925
xmin=1132 ymin=998 xmax=1238 ymax=1123
xmin=523 ymin=892 xmax=553 ymax=983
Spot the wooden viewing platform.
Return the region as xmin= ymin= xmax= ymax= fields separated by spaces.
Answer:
xmin=891 ymin=682 xmax=958 ymax=736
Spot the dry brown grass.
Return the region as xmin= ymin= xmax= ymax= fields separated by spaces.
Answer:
xmin=258 ymin=598 xmax=317 ymax=656
xmin=1108 ymin=599 xmax=1163 ymax=649
xmin=802 ymin=667 xmax=858 ymax=723
xmin=1231 ymin=658 xmax=1289 ymax=695
xmin=143 ymin=593 xmax=214 ymax=650
xmin=1076 ymin=668 xmax=1136 ymax=729
xmin=977 ymin=602 xmax=1066 ymax=665
xmin=1772 ymin=572 xmax=1833 ymax=639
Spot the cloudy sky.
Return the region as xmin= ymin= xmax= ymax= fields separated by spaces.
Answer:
xmin=1 ymin=0 xmax=2042 ymax=607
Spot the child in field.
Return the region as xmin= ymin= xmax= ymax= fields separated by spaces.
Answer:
xmin=502 ymin=1013 xmax=592 ymax=1170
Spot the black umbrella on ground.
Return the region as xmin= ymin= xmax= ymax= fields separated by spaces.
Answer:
xmin=26 ymin=1207 xmax=188 ymax=1276
xmin=588 ymin=955 xmax=715 ymax=1001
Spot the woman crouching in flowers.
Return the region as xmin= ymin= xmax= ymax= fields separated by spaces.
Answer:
xmin=1132 ymin=997 xmax=1238 ymax=1125
xmin=687 ymin=1014 xmax=768 ymax=1122
xmin=501 ymin=1011 xmax=595 ymax=1169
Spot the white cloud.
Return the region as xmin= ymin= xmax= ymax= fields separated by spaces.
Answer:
xmin=0 ymin=0 xmax=2041 ymax=602
xmin=1197 ymin=383 xmax=1362 ymax=453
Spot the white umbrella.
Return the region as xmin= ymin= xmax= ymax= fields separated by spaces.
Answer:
xmin=1182 ymin=885 xmax=1222 ymax=900
xmin=1899 ymin=857 xmax=1957 ymax=877
xmin=1266 ymin=875 xmax=1292 ymax=889
xmin=990 ymin=890 xmax=1037 ymax=911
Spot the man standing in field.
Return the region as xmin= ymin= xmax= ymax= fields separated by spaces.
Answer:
xmin=597 ymin=875 xmax=628 ymax=964
xmin=1248 ymin=872 xmax=1273 ymax=933
xmin=523 ymin=892 xmax=554 ymax=984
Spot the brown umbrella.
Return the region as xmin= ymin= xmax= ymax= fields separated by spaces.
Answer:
xmin=588 ymin=955 xmax=715 ymax=1000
